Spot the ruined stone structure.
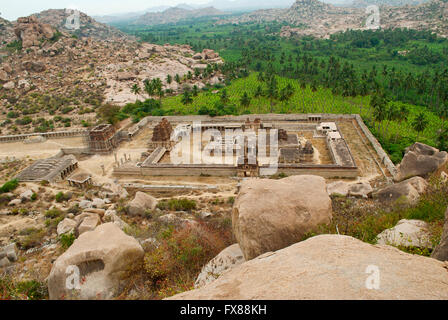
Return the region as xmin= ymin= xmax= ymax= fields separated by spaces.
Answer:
xmin=149 ymin=118 xmax=174 ymax=150
xmin=16 ymin=155 xmax=78 ymax=183
xmin=112 ymin=114 xmax=391 ymax=180
xmin=88 ymin=124 xmax=118 ymax=153
xmin=67 ymin=173 xmax=93 ymax=189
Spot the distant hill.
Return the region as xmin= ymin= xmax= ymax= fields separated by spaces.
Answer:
xmin=33 ymin=9 xmax=129 ymax=39
xmin=350 ymin=0 xmax=430 ymax=6
xmin=134 ymin=6 xmax=227 ymax=26
xmin=221 ymin=0 xmax=448 ymax=38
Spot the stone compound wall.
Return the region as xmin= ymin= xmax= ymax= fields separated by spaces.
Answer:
xmin=0 ymin=129 xmax=88 ymax=143
xmin=354 ymin=115 xmax=397 ymax=177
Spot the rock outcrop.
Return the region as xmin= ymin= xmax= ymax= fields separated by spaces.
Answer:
xmin=233 ymin=175 xmax=332 ymax=260
xmin=126 ymin=192 xmax=157 ymax=216
xmin=14 ymin=16 xmax=55 ymax=48
xmin=194 ymin=244 xmax=245 ymax=289
xmin=432 ymin=208 xmax=448 ymax=261
xmin=168 ymin=235 xmax=448 ymax=300
xmin=376 ymin=219 xmax=433 ymax=248
xmin=47 ymin=223 xmax=144 ymax=300
xmin=395 ymin=143 xmax=448 ymax=182
xmin=374 ymin=176 xmax=428 ymax=204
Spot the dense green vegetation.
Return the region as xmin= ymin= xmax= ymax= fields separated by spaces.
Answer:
xmin=119 ymin=72 xmax=443 ymax=163
xmin=115 ymin=19 xmax=448 ymax=162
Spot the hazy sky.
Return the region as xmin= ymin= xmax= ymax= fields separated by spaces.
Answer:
xmin=0 ymin=0 xmax=213 ymax=20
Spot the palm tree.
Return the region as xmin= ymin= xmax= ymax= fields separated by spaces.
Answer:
xmin=412 ymin=112 xmax=428 ymax=141
xmin=143 ymin=79 xmax=155 ymax=97
xmin=254 ymin=85 xmax=263 ymax=98
xmin=192 ymin=85 xmax=199 ymax=97
xmin=220 ymin=89 xmax=229 ymax=104
xmin=130 ymin=84 xmax=141 ymax=99
xmin=240 ymin=92 xmax=251 ymax=108
xmin=266 ymin=76 xmax=278 ymax=113
xmin=166 ymin=75 xmax=172 ymax=84
xmin=181 ymin=90 xmax=193 ymax=105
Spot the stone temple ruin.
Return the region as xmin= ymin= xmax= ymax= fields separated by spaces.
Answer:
xmin=16 ymin=155 xmax=78 ymax=183
xmin=87 ymin=124 xmax=119 ymax=153
xmin=113 ymin=115 xmax=359 ymax=179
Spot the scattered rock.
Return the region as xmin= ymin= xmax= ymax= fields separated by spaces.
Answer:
xmin=140 ymin=238 xmax=158 ymax=251
xmin=79 ymin=200 xmax=93 ymax=209
xmin=0 ymin=257 xmax=11 ymax=268
xmin=327 ymin=181 xmax=349 ymax=196
xmin=192 ymin=52 xmax=203 ymax=60
xmin=116 ymin=72 xmax=136 ymax=81
xmin=8 ymin=199 xmax=22 ymax=206
xmin=200 ymin=212 xmax=213 ymax=219
xmin=21 ymin=61 xmax=46 ymax=73
xmin=374 ymin=177 xmax=428 ymax=204
xmin=348 ymin=182 xmax=373 ymax=198
xmin=76 ymin=214 xmax=101 ymax=236
xmin=104 ymin=210 xmax=129 ymax=231
xmin=233 ymin=175 xmax=332 ymax=260
xmin=168 ymin=235 xmax=448 ymax=300
xmin=20 ymin=189 xmax=34 ymax=202
xmin=395 ymin=143 xmax=448 ymax=182
xmin=91 ymin=198 xmax=106 ymax=209
xmin=377 ymin=219 xmax=433 ymax=248
xmin=103 ymin=183 xmax=128 ymax=199
xmin=3 ymin=81 xmax=15 ymax=90
xmin=47 ymin=223 xmax=144 ymax=300
xmin=432 ymin=208 xmax=448 ymax=261
xmin=195 ymin=244 xmax=245 ymax=289
xmin=126 ymin=192 xmax=157 ymax=216
xmin=57 ymin=218 xmax=77 ymax=236
xmin=0 ymin=70 xmax=8 ymax=82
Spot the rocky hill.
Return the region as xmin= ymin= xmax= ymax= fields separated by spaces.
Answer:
xmin=134 ymin=6 xmax=227 ymax=26
xmin=351 ymin=0 xmax=430 ymax=7
xmin=0 ymin=14 xmax=224 ymax=135
xmin=221 ymin=0 xmax=448 ymax=38
xmin=0 ymin=17 xmax=15 ymax=45
xmin=32 ymin=9 xmax=128 ymax=40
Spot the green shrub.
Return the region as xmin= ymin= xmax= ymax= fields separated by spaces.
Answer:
xmin=60 ymin=233 xmax=75 ymax=250
xmin=17 ymin=228 xmax=46 ymax=250
xmin=0 ymin=179 xmax=19 ymax=193
xmin=157 ymin=198 xmax=197 ymax=212
xmin=44 ymin=208 xmax=62 ymax=219
xmin=0 ymin=277 xmax=48 ymax=300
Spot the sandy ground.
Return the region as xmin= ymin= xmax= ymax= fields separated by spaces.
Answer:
xmin=338 ymin=120 xmax=389 ymax=182
xmin=0 ymin=137 xmax=86 ymax=160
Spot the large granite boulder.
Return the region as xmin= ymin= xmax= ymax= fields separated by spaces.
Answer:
xmin=14 ymin=16 xmax=55 ymax=48
xmin=194 ymin=244 xmax=245 ymax=289
xmin=376 ymin=219 xmax=433 ymax=248
xmin=47 ymin=223 xmax=144 ymax=300
xmin=57 ymin=218 xmax=77 ymax=236
xmin=126 ymin=192 xmax=157 ymax=216
xmin=327 ymin=181 xmax=372 ymax=198
xmin=374 ymin=177 xmax=428 ymax=204
xmin=168 ymin=235 xmax=448 ymax=300
xmin=395 ymin=143 xmax=448 ymax=182
xmin=232 ymin=175 xmax=332 ymax=260
xmin=432 ymin=208 xmax=448 ymax=261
